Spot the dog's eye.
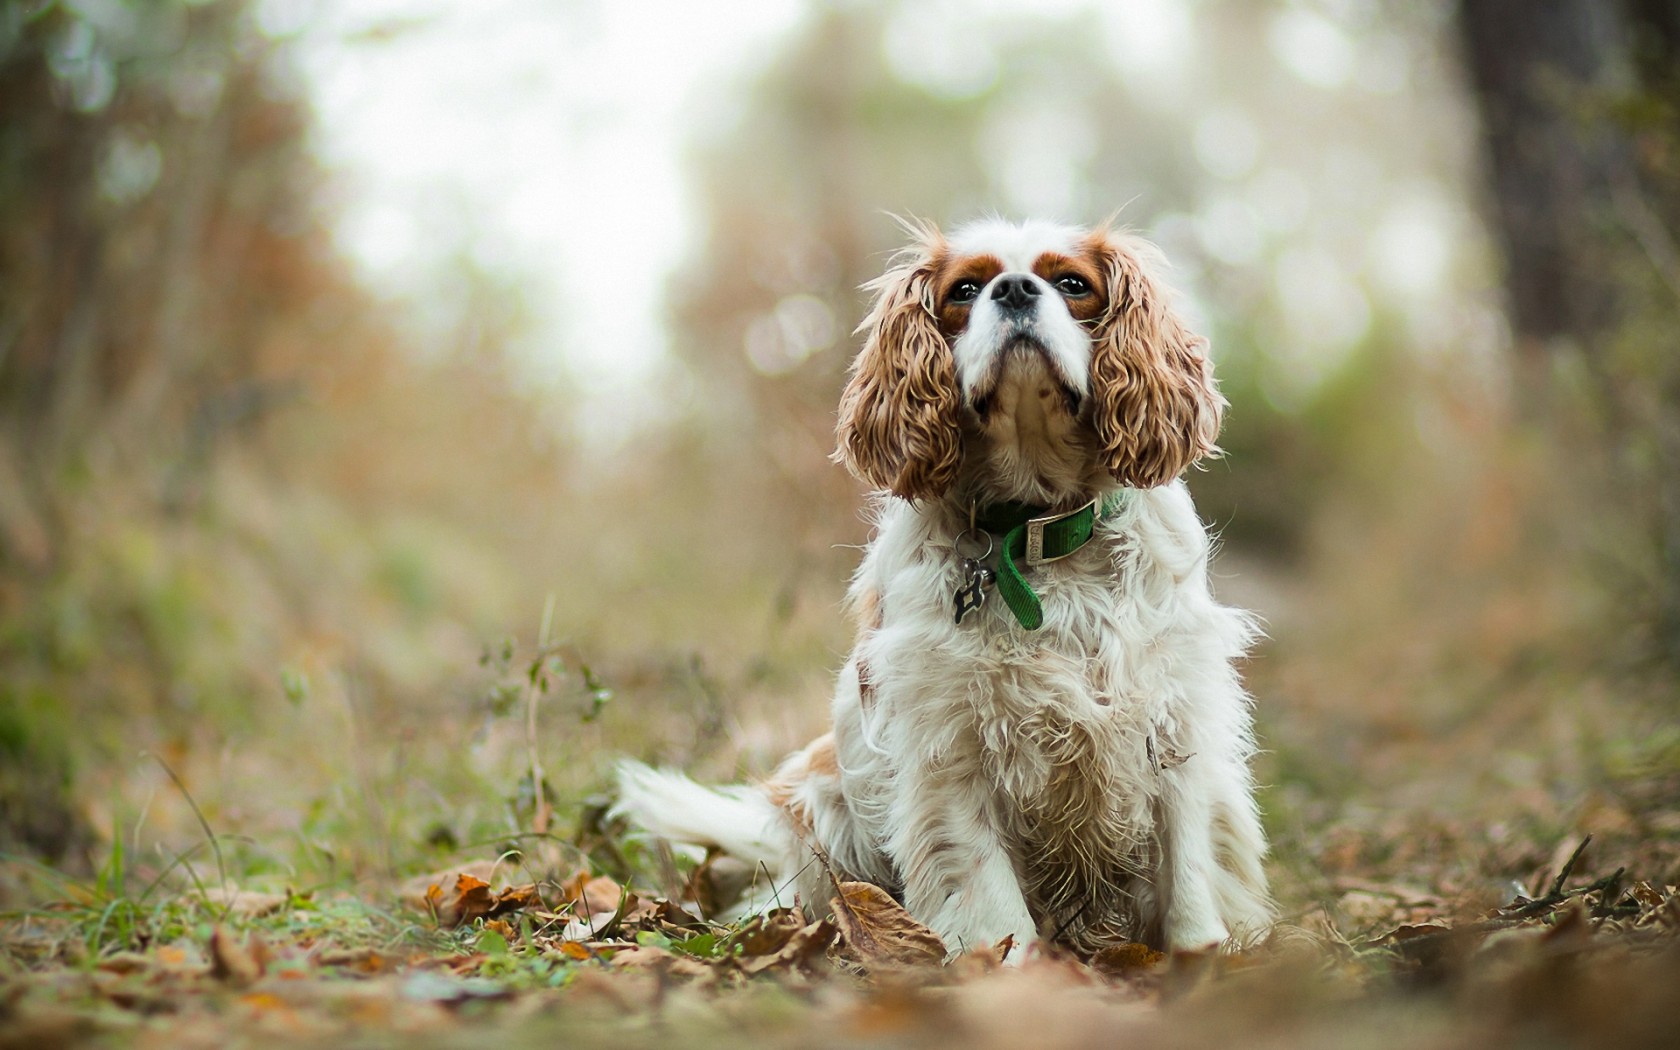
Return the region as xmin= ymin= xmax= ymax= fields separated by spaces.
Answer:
xmin=947 ymin=279 xmax=981 ymax=305
xmin=1054 ymin=275 xmax=1091 ymax=297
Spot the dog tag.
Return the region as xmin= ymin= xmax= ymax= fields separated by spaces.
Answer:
xmin=953 ymin=558 xmax=994 ymax=624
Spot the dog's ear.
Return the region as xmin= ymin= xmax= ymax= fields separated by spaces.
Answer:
xmin=833 ymin=226 xmax=961 ymax=500
xmin=1085 ymin=230 xmax=1225 ymax=487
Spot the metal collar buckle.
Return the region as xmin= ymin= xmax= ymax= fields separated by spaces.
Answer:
xmin=1022 ymin=497 xmax=1100 ymax=567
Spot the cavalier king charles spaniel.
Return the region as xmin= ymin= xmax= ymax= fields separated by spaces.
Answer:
xmin=617 ymin=217 xmax=1273 ymax=958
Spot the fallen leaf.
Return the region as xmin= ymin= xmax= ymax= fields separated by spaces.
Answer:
xmin=424 ymin=873 xmax=489 ymax=927
xmin=152 ymin=942 xmax=206 ymax=972
xmin=670 ymin=956 xmax=717 ymax=981
xmin=620 ymin=896 xmax=662 ymax=927
xmin=562 ymin=873 xmax=623 ymax=920
xmin=993 ymin=934 xmax=1016 ymax=965
xmin=239 ymin=991 xmax=288 ymax=1012
xmin=314 ymin=947 xmax=390 ymax=974
xmin=487 ymin=884 xmax=542 ymax=918
xmin=829 ymin=881 xmax=945 ymax=968
xmin=738 ymin=917 xmax=837 ymax=976
xmin=1089 ymin=942 xmax=1165 ymax=976
xmin=1630 ymin=881 xmax=1666 ymax=909
xmin=688 ymin=852 xmax=756 ymax=918
xmin=1541 ymin=898 xmax=1592 ymax=945
xmin=1338 ymin=890 xmax=1405 ymax=930
xmin=1372 ymin=921 xmax=1453 ymax=945
xmin=733 ymin=909 xmax=806 ymax=957
xmin=423 ymin=873 xmax=542 ymax=927
xmin=645 ymin=897 xmax=706 ymax=932
xmin=96 ymin=952 xmax=153 ymax=975
xmin=557 ymin=889 xmax=627 ymax=941
xmin=609 ymin=943 xmax=673 ymax=968
xmin=398 ymin=860 xmax=499 ymax=912
xmin=209 ymin=926 xmax=264 ymax=985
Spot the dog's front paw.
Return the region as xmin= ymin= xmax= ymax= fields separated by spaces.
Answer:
xmin=926 ymin=894 xmax=1038 ymax=965
xmin=1165 ymin=912 xmax=1230 ymax=953
xmin=940 ymin=930 xmax=1036 ymax=967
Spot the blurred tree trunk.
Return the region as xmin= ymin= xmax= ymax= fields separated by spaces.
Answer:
xmin=1459 ymin=0 xmax=1630 ymax=354
xmin=1460 ymin=0 xmax=1680 ymax=664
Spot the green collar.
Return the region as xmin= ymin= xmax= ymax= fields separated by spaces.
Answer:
xmin=969 ymin=493 xmax=1125 ymax=630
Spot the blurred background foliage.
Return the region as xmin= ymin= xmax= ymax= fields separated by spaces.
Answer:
xmin=1 ymin=0 xmax=1677 ymax=903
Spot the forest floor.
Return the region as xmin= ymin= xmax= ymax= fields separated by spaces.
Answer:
xmin=5 ymin=562 xmax=1680 ymax=1049
xmin=4 ymin=743 xmax=1679 ymax=1049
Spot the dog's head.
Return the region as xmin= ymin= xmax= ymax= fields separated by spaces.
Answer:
xmin=834 ymin=218 xmax=1224 ymax=505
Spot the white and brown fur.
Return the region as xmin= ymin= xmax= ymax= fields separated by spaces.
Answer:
xmin=616 ymin=217 xmax=1273 ymax=958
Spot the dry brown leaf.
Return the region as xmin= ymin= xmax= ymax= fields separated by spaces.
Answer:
xmin=1373 ymin=921 xmax=1453 ymax=945
xmin=666 ymin=955 xmax=717 ymax=981
xmin=734 ymin=908 xmax=806 ymax=957
xmin=829 ymin=881 xmax=945 ymax=968
xmin=688 ymin=852 xmax=756 ymax=918
xmin=1630 ymin=881 xmax=1666 ymax=909
xmin=398 ymin=860 xmax=499 ymax=912
xmin=646 ymin=897 xmax=706 ymax=932
xmin=590 ymin=943 xmax=718 ymax=982
xmin=620 ymin=896 xmax=661 ymax=926
xmin=315 ymin=947 xmax=390 ymax=974
xmin=993 ymin=933 xmax=1017 ymax=965
xmin=561 ymin=873 xmax=623 ymax=919
xmin=152 ymin=942 xmax=205 ymax=972
xmin=208 ymin=926 xmax=264 ymax=985
xmin=1089 ymin=942 xmax=1165 ymax=976
xmin=486 ymin=883 xmax=542 ymax=918
xmin=444 ymin=953 xmax=488 ymax=975
xmin=424 ymin=873 xmax=489 ymax=926
xmin=738 ymin=917 xmax=838 ymax=976
xmin=1542 ymin=897 xmax=1591 ymax=945
xmin=96 ymin=952 xmax=153 ymax=975
xmin=608 ymin=943 xmax=673 ymax=968
xmin=423 ymin=873 xmax=542 ymax=927
xmin=238 ymin=991 xmax=288 ymax=1012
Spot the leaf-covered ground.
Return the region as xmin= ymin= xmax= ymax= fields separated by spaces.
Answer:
xmin=6 ymin=553 xmax=1680 ymax=1049
xmin=5 ymin=817 xmax=1680 ymax=1050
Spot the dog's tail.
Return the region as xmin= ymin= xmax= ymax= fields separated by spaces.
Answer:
xmin=610 ymin=762 xmax=792 ymax=871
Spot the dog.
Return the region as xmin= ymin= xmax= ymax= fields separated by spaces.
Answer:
xmin=616 ymin=217 xmax=1273 ymax=958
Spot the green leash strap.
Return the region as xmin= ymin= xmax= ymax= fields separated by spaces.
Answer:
xmin=972 ymin=494 xmax=1124 ymax=631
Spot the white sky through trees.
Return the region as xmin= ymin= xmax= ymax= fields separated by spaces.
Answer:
xmin=283 ymin=0 xmax=1484 ymax=429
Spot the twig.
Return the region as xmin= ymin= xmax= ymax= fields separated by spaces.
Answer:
xmin=1500 ymin=839 xmax=1625 ymax=921
xmin=1549 ymin=835 xmax=1592 ymax=899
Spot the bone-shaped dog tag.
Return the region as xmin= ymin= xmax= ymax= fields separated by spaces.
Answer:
xmin=953 ymin=558 xmax=994 ymax=624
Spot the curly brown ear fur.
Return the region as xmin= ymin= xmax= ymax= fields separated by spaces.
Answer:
xmin=1086 ymin=230 xmax=1225 ymax=487
xmin=833 ymin=227 xmax=961 ymax=500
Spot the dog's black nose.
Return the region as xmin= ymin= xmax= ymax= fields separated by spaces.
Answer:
xmin=990 ymin=274 xmax=1040 ymax=312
